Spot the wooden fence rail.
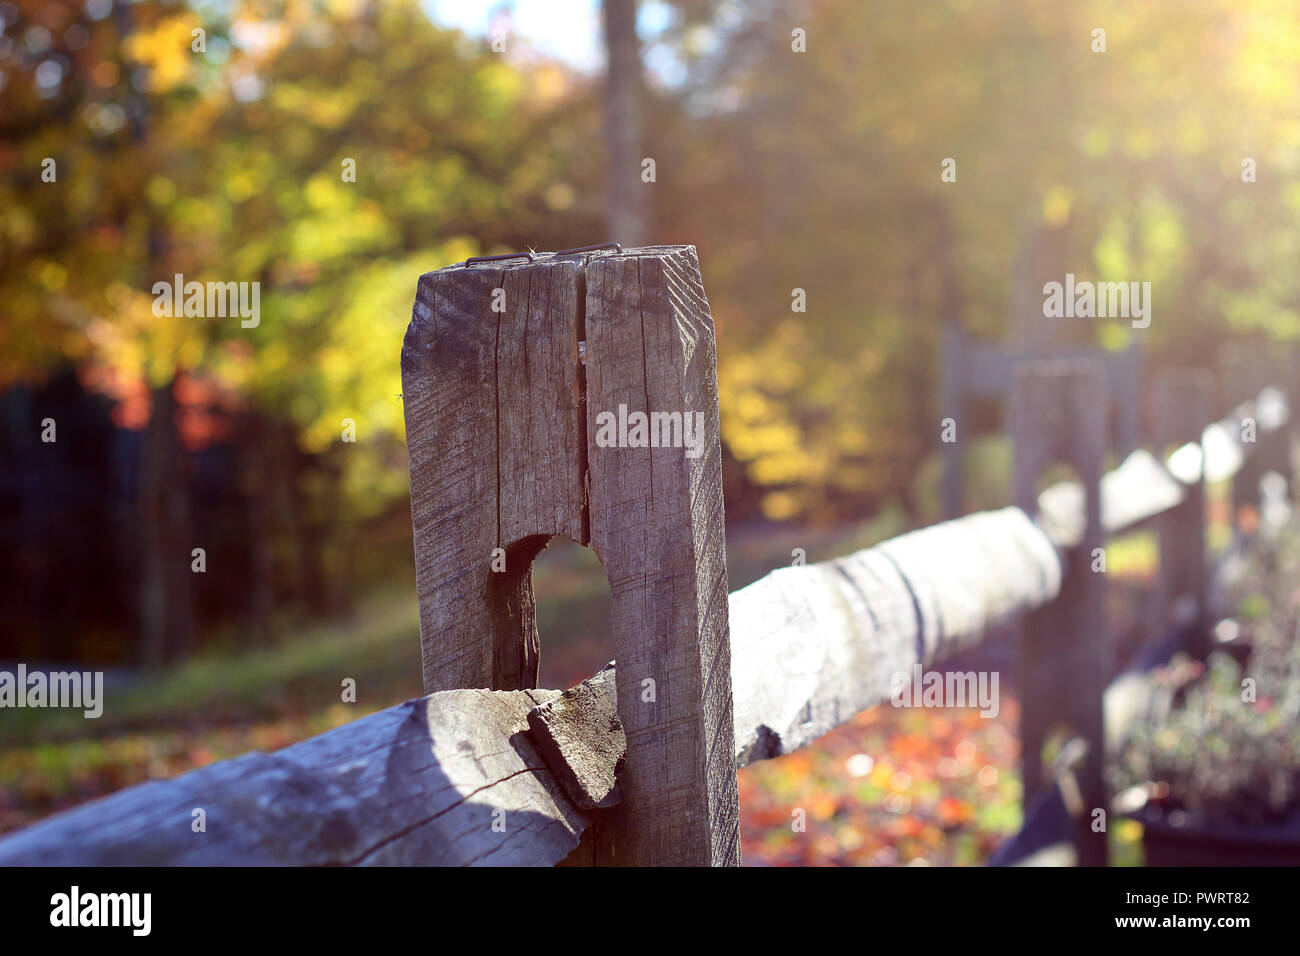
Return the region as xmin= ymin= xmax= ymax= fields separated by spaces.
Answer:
xmin=0 ymin=245 xmax=1291 ymax=866
xmin=0 ymin=505 xmax=1059 ymax=867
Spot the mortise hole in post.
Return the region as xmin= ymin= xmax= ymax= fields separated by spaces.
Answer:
xmin=491 ymin=534 xmax=614 ymax=691
xmin=531 ymin=537 xmax=614 ymax=690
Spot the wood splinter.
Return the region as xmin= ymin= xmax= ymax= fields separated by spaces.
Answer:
xmin=527 ymin=662 xmax=624 ymax=811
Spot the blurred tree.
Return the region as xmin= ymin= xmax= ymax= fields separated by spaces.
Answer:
xmin=602 ymin=0 xmax=647 ymax=245
xmin=6 ymin=0 xmax=1300 ymax=659
xmin=0 ymin=0 xmax=603 ymax=660
xmin=650 ymin=0 xmax=1300 ymax=521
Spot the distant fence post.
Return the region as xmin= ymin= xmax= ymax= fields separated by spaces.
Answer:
xmin=943 ymin=333 xmax=1142 ymax=520
xmin=1153 ymin=369 xmax=1211 ymax=657
xmin=1010 ymin=360 xmax=1108 ymax=866
xmin=1222 ymin=342 xmax=1295 ymax=527
xmin=401 ymin=244 xmax=740 ymax=866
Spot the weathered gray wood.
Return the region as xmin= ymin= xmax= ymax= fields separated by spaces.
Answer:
xmin=0 ymin=688 xmax=590 ymax=866
xmin=1154 ymin=370 xmax=1211 ymax=655
xmin=402 ymin=257 xmax=588 ymax=692
xmin=992 ymin=385 xmax=1290 ymax=867
xmin=404 ymin=244 xmax=739 ymax=866
xmin=728 ymin=506 xmax=1061 ymax=762
xmin=496 ymin=259 xmax=588 ymax=547
xmin=584 ymin=245 xmax=740 ymax=866
xmin=1011 ymin=360 xmax=1108 ymax=867
xmin=543 ymin=510 xmax=1059 ymax=775
xmin=527 ymin=663 xmax=623 ymax=810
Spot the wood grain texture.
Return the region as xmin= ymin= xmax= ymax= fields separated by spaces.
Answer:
xmin=402 ymin=257 xmax=585 ymax=692
xmin=728 ymin=506 xmax=1061 ymax=764
xmin=402 ymin=264 xmax=506 ymax=691
xmin=584 ymin=245 xmax=740 ymax=866
xmin=556 ymin=509 xmax=1064 ymax=777
xmin=404 ymin=246 xmax=739 ymax=866
xmin=496 ymin=259 xmax=587 ymax=546
xmin=527 ymin=662 xmax=624 ymax=810
xmin=0 ymin=688 xmax=590 ymax=866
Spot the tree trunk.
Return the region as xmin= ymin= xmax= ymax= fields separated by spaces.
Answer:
xmin=602 ymin=0 xmax=647 ymax=245
xmin=246 ymin=415 xmax=276 ymax=646
xmin=139 ymin=379 xmax=193 ymax=667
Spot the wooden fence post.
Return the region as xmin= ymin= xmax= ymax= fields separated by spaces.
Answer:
xmin=945 ymin=334 xmax=1142 ymax=522
xmin=401 ymin=244 xmax=739 ymax=866
xmin=1010 ymin=360 xmax=1108 ymax=866
xmin=1221 ymin=342 xmax=1295 ymax=526
xmin=1153 ymin=369 xmax=1211 ymax=657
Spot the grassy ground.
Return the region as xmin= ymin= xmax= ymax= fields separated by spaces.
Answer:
xmin=0 ymin=508 xmax=1162 ymax=865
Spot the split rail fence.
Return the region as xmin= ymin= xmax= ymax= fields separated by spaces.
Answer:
xmin=0 ymin=245 xmax=1292 ymax=866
